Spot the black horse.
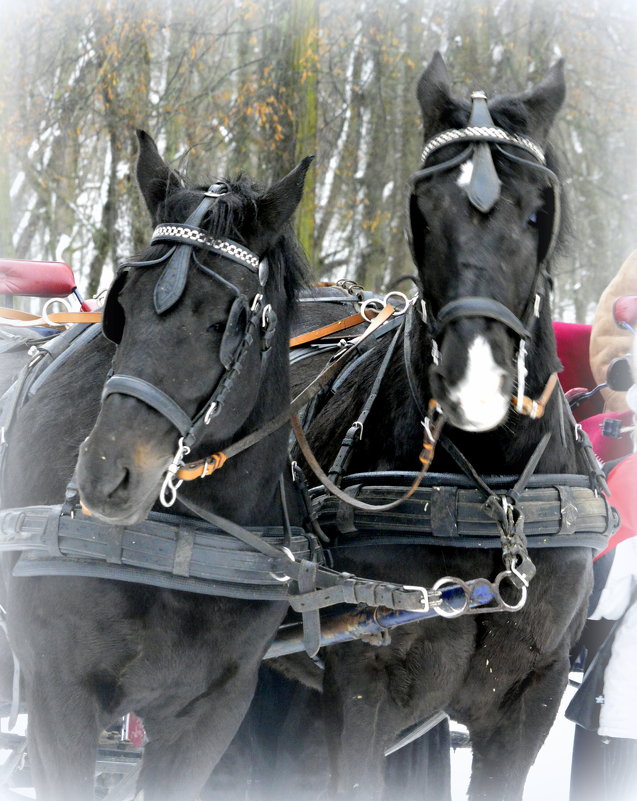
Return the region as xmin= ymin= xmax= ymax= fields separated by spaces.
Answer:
xmin=1 ymin=131 xmax=312 ymax=801
xmin=295 ymin=53 xmax=600 ymax=801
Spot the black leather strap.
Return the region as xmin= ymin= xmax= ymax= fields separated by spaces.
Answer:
xmin=432 ymin=297 xmax=530 ymax=340
xmin=311 ymin=475 xmax=614 ymax=552
xmin=101 ymin=374 xmax=192 ymax=437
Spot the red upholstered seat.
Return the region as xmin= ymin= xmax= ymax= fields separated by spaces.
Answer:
xmin=0 ymin=259 xmax=76 ymax=297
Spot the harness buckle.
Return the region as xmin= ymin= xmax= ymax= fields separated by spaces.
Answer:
xmin=431 ymin=340 xmax=440 ymax=366
xmin=403 ymin=584 xmax=430 ymax=613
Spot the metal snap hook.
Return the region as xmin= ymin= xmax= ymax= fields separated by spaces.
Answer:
xmin=269 ymin=546 xmax=296 ymax=583
xmin=160 ymin=437 xmax=190 ymax=507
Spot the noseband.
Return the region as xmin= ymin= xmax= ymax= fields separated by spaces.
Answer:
xmin=100 ymin=182 xmax=277 ymax=506
xmin=407 ymin=90 xmax=562 ymax=409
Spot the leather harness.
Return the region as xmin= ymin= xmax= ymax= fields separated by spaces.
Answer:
xmin=0 ymin=92 xmax=618 ymax=658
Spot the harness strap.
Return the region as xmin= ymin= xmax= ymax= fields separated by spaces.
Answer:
xmin=327 ymin=324 xmax=403 ymax=483
xmin=289 ymin=312 xmax=368 ymax=347
xmin=175 ymin=303 xmax=397 ymax=480
xmin=290 ymin=401 xmax=445 ymax=513
xmin=432 ymin=297 xmax=530 ymax=340
xmin=0 ymin=306 xmax=103 ymax=327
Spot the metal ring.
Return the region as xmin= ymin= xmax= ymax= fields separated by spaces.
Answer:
xmin=42 ymin=297 xmax=72 ymax=326
xmin=383 ymin=291 xmax=409 ymax=315
xmin=432 ymin=576 xmax=471 ymax=618
xmin=360 ymin=298 xmax=384 ymax=322
xmin=493 ymin=571 xmax=528 ymax=612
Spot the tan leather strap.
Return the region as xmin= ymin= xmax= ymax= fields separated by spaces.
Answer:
xmin=0 ymin=304 xmax=368 ymax=348
xmin=290 ymin=312 xmax=368 ymax=348
xmin=290 ymin=400 xmax=446 ymax=512
xmin=175 ymin=303 xmax=397 ymax=481
xmin=0 ymin=306 xmax=102 ymax=327
xmin=512 ymin=372 xmax=559 ymax=419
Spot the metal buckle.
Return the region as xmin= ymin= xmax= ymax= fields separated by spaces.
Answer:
xmin=403 ymin=585 xmax=430 ymax=613
xmin=204 ymin=401 xmax=219 ymax=426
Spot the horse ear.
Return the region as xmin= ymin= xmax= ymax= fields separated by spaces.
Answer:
xmin=135 ymin=129 xmax=183 ymax=222
xmin=522 ymin=60 xmax=566 ymax=143
xmin=416 ymin=51 xmax=455 ymax=137
xmin=256 ymin=155 xmax=315 ymax=239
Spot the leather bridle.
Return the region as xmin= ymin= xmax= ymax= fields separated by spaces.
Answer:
xmin=406 ymin=90 xmax=562 ymax=413
xmin=100 ymin=182 xmax=277 ymax=506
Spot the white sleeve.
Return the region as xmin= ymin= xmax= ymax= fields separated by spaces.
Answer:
xmin=589 ymin=537 xmax=637 ymax=621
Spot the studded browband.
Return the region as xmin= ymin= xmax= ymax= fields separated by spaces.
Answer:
xmin=420 ymin=124 xmax=546 ymax=167
xmin=151 ymin=224 xmax=260 ymax=272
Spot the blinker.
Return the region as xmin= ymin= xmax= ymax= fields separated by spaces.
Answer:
xmin=154 ymin=181 xmax=228 ymax=314
xmin=102 ymin=271 xmax=129 ymax=344
xmin=219 ymin=295 xmax=250 ymax=369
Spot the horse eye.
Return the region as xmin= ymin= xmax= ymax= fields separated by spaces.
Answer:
xmin=527 ymin=211 xmax=538 ymax=227
xmin=207 ymin=322 xmax=225 ymax=333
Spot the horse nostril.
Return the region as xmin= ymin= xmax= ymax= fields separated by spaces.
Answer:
xmin=104 ymin=465 xmax=131 ymax=502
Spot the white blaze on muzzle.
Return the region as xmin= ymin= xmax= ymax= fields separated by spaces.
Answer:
xmin=447 ymin=335 xmax=509 ymax=432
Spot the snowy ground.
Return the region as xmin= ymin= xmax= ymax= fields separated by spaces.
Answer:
xmin=1 ymin=684 xmax=578 ymax=800
xmin=450 ymin=681 xmax=577 ymax=800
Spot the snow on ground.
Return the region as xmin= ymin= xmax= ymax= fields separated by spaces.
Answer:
xmin=451 ymin=681 xmax=578 ymax=800
xmin=1 ymin=685 xmax=579 ymax=800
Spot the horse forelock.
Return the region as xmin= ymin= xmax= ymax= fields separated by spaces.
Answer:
xmin=130 ymin=175 xmax=309 ymax=302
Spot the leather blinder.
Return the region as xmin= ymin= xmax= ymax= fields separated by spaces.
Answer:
xmin=219 ymin=295 xmax=250 ymax=369
xmin=102 ymin=271 xmax=128 ymax=344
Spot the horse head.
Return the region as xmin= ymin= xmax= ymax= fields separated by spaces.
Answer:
xmin=408 ymin=52 xmax=565 ymax=432
xmin=76 ymin=131 xmax=311 ymax=524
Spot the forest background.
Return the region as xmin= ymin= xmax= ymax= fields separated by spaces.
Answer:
xmin=0 ymin=0 xmax=635 ymax=321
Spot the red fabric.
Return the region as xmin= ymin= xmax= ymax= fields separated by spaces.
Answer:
xmin=581 ymin=410 xmax=634 ymax=464
xmin=596 ymin=452 xmax=637 ymax=559
xmin=553 ymin=320 xmax=633 ymax=462
xmin=553 ymin=321 xmax=604 ymax=421
xmin=0 ymin=259 xmax=75 ymax=297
